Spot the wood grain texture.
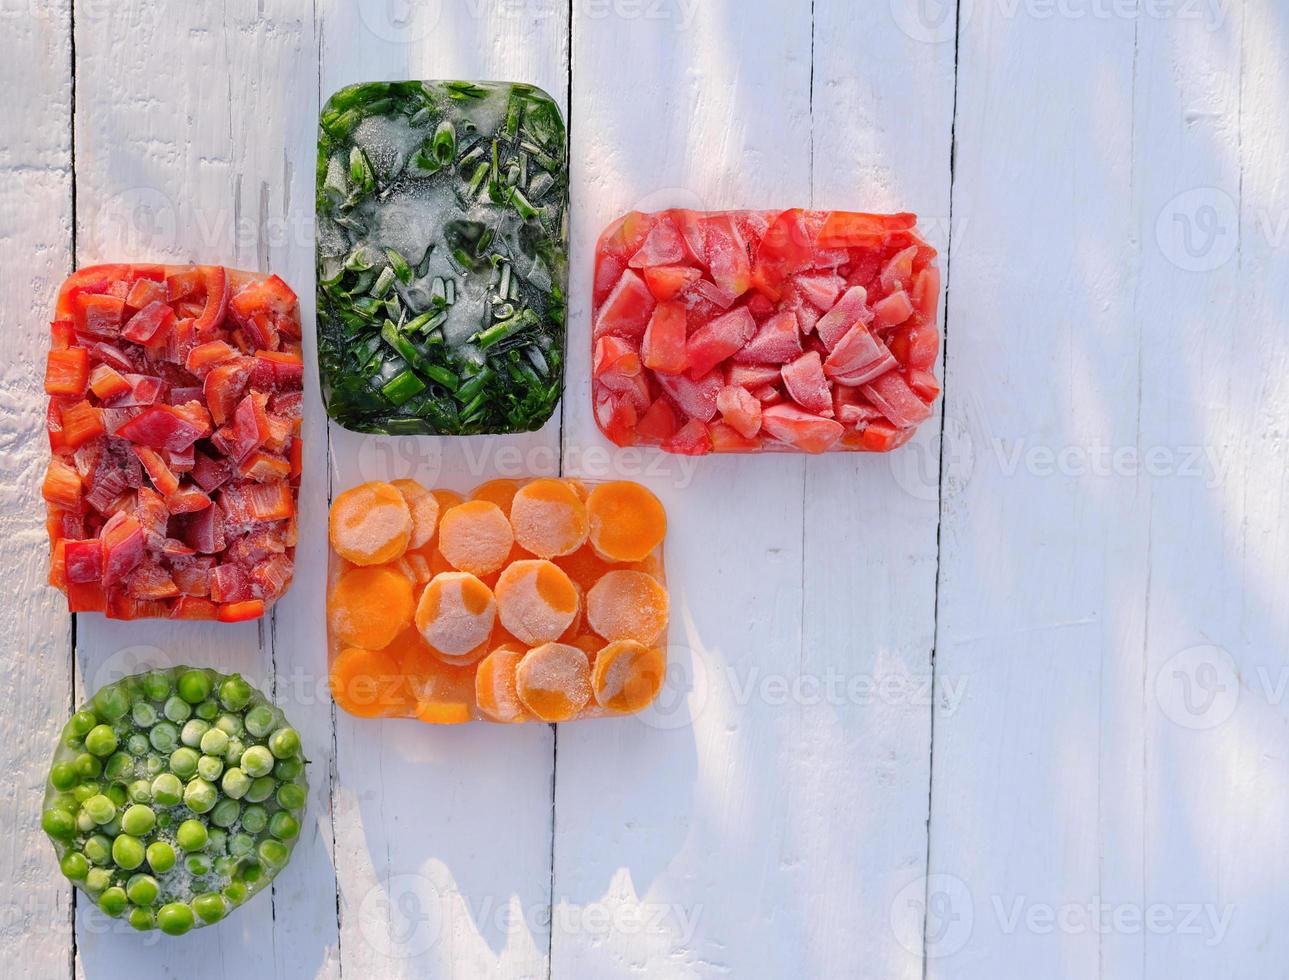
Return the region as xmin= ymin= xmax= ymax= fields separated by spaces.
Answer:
xmin=317 ymin=2 xmax=569 ymax=977
xmin=0 ymin=0 xmax=74 ymax=974
xmin=553 ymin=2 xmax=815 ymax=976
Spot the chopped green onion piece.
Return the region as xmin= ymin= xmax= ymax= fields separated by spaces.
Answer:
xmin=371 ymin=266 xmax=396 ymax=299
xmin=381 ymin=370 xmax=427 ymax=406
xmin=384 ymin=248 xmax=413 ymax=283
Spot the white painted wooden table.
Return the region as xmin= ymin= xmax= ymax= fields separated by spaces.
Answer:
xmin=2 ymin=1 xmax=1281 ymax=977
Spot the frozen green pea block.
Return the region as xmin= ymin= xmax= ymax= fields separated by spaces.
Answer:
xmin=40 ymin=666 xmax=309 ymax=935
xmin=317 ymin=80 xmax=569 ymax=435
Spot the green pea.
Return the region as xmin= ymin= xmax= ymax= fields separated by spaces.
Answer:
xmin=245 ymin=704 xmax=276 ymax=738
xmin=192 ymin=892 xmax=226 ymax=924
xmin=62 ymin=734 xmax=84 ymax=752
xmin=210 ymin=798 xmax=241 ymax=829
xmin=156 ymin=810 xmax=173 ymax=830
xmin=229 ymin=833 xmax=255 ymax=857
xmin=241 ymin=805 xmax=268 ymax=835
xmin=257 ymin=839 xmax=290 ymax=869
xmin=206 ymin=827 xmax=228 ymax=853
xmin=195 ymin=699 xmax=219 ymax=721
xmin=151 ymin=772 xmax=183 ymax=806
xmin=241 ymin=861 xmax=264 ymax=885
xmin=145 ymin=840 xmax=176 ymax=873
xmin=223 ymin=880 xmax=248 ymax=905
xmin=276 ymin=782 xmax=307 ymax=811
xmin=170 ymin=747 xmax=199 ymax=778
xmin=184 ymin=777 xmax=218 ymax=814
xmin=241 ymin=745 xmax=274 ymax=778
xmin=131 ymin=701 xmax=158 ymax=728
xmin=126 ymin=873 xmax=159 ymax=906
xmin=219 ymin=675 xmax=253 ymax=712
xmin=224 ymin=737 xmax=246 ymax=766
xmin=98 ymin=886 xmax=128 ymax=917
xmin=216 ymin=713 xmax=243 ymax=737
xmin=128 ymin=779 xmax=152 ymax=803
xmin=180 ymin=719 xmax=210 ymax=748
xmin=83 ymin=794 xmax=116 ymax=825
xmin=101 ymin=816 xmax=121 ymax=838
xmin=93 ymin=685 xmax=130 ymax=722
xmin=149 ymin=721 xmax=179 ymax=753
xmin=84 ymin=834 xmax=112 ymax=866
xmin=163 ymin=696 xmax=191 ymax=723
xmin=176 ymin=818 xmax=208 ymax=852
xmin=197 ymin=754 xmax=224 ymax=782
xmin=70 ymin=710 xmax=98 ymax=736
xmin=112 ymin=834 xmax=145 ymax=870
xmin=214 ymin=855 xmax=237 ymax=877
xmin=84 ymin=867 xmax=112 ymax=895
xmin=268 ymin=727 xmax=301 ymax=760
xmin=142 ymin=670 xmax=171 ymax=701
xmin=200 ymin=727 xmax=230 ymax=756
xmin=157 ymin=902 xmax=195 ymax=936
xmin=105 ymin=751 xmax=133 ymax=780
xmin=144 ymin=753 xmax=164 ymax=777
xmin=50 ymin=791 xmax=78 ymax=813
xmin=273 ymin=757 xmax=303 ymax=781
xmin=73 ymin=782 xmax=100 ymax=804
xmin=185 ymin=853 xmax=212 ymax=876
xmin=76 ymin=812 xmax=96 ymax=834
xmin=245 ymin=776 xmax=276 ymax=804
xmin=74 ymin=753 xmax=102 ymax=780
xmin=121 ymin=804 xmax=156 ymax=837
xmin=221 ymin=767 xmax=252 ymax=800
xmin=178 ymin=669 xmax=213 ymax=704
xmin=125 ymin=735 xmax=149 ymax=758
xmin=128 ymin=907 xmax=156 ymax=931
xmin=60 ymin=851 xmax=89 ymax=880
xmin=269 ymin=811 xmax=300 ymax=841
xmin=50 ymin=761 xmax=78 ymax=791
xmin=85 ymin=724 xmax=118 ymax=757
xmin=105 ymin=783 xmax=128 ymax=807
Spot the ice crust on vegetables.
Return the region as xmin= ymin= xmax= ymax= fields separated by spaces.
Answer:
xmin=41 ymin=667 xmax=308 ymax=934
xmin=591 ymin=209 xmax=942 ymax=454
xmin=317 ymin=80 xmax=569 ymax=435
xmin=327 ymin=478 xmax=669 ymax=724
xmin=44 ymin=263 xmax=303 ymax=621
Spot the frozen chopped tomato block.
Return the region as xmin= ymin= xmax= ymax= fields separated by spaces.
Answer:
xmin=590 ymin=209 xmax=941 ymax=454
xmin=44 ymin=263 xmax=303 ymax=620
xmin=326 ymin=477 xmax=669 ymax=725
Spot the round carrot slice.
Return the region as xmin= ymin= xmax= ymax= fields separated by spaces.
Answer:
xmin=593 ymin=640 xmax=667 ymax=713
xmin=568 ymin=633 xmax=605 ymax=664
xmin=469 ymin=478 xmax=521 ymax=516
xmin=558 ymin=582 xmax=586 ymax=642
xmin=554 ymin=544 xmax=624 ymax=590
xmin=515 ymin=642 xmax=592 ymax=722
xmin=414 ymin=571 xmax=497 ymax=661
xmin=391 ymin=479 xmax=441 ymax=550
xmin=389 ymin=627 xmax=478 ymax=712
xmin=415 ymin=702 xmax=472 ymax=725
xmin=495 ymin=560 xmax=579 ymax=646
xmin=328 ymin=565 xmax=414 ymax=651
xmin=437 ymin=500 xmax=515 ymax=577
xmin=330 ymin=646 xmax=409 ymax=718
xmin=586 ymin=481 xmax=667 ymax=563
xmin=475 ymin=644 xmax=533 ymax=724
xmin=586 ymin=570 xmax=669 ymax=645
xmin=431 ymin=488 xmax=465 ymax=512
xmin=330 ymin=482 xmax=413 ymax=566
xmin=508 ymin=478 xmax=589 ymax=558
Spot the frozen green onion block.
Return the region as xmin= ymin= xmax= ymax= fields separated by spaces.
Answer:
xmin=316 ymin=80 xmax=569 ymax=435
xmin=41 ymin=667 xmax=308 ymax=935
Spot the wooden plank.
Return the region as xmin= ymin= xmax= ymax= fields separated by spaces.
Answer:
xmin=803 ymin=2 xmax=956 ymax=976
xmin=0 ymin=0 xmax=74 ymax=973
xmin=553 ymin=2 xmax=814 ymax=976
xmin=927 ymin=4 xmax=1143 ymax=976
xmin=316 ymin=3 xmax=568 ymax=976
xmin=70 ymin=1 xmax=337 ymax=974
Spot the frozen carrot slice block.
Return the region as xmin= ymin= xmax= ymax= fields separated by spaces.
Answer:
xmin=515 ymin=642 xmax=592 ymax=722
xmin=593 ymin=640 xmax=667 ymax=713
xmin=330 ymin=646 xmax=409 ymax=718
xmin=414 ymin=571 xmax=497 ymax=662
xmin=391 ymin=479 xmax=440 ymax=550
xmin=469 ymin=478 xmax=522 ymax=517
xmin=328 ymin=565 xmax=415 ymax=651
xmin=495 ymin=559 xmax=579 ymax=646
xmin=476 ymin=644 xmax=534 ymax=724
xmin=586 ymin=481 xmax=667 ymax=563
xmin=329 ymin=481 xmax=412 ymax=566
xmin=586 ymin=570 xmax=669 ymax=645
xmin=554 ymin=543 xmax=624 ymax=590
xmin=437 ymin=500 xmax=515 ymax=577
xmin=508 ymin=478 xmax=589 ymax=558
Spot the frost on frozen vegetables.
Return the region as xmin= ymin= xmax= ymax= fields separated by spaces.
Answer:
xmin=316 ymin=80 xmax=569 ymax=435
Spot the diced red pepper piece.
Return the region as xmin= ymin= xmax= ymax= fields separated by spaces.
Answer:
xmin=761 ymin=404 xmax=844 ymax=454
xmin=125 ymin=276 xmax=168 ymax=310
xmin=186 ymin=340 xmax=236 ymax=377
xmin=642 ymin=264 xmax=702 ymax=302
xmin=171 ymin=596 xmax=219 ymax=620
xmin=641 ymin=301 xmax=689 ymax=374
xmin=217 ymin=599 xmax=265 ymax=623
xmin=780 ymin=352 xmax=833 ymax=416
xmin=192 ymin=265 xmax=229 ymax=337
xmin=661 ymin=419 xmax=711 ymax=456
xmin=64 ymin=539 xmax=103 ymax=585
xmin=50 ymin=320 xmax=75 ymax=350
xmin=231 ymin=392 xmax=271 ymax=461
xmin=288 ymin=438 xmax=303 ymax=482
xmin=101 ymin=512 xmax=146 ymax=585
xmin=42 ymin=459 xmax=82 ymax=510
xmin=88 ymin=364 xmax=132 ymax=401
xmin=192 ymin=450 xmax=232 ymax=492
xmin=210 ymin=564 xmax=252 ymax=603
xmin=167 ymin=485 xmax=213 ymax=513
xmin=180 ymin=505 xmax=225 ymax=554
xmin=593 ymin=269 xmax=656 ymax=340
xmin=45 ymin=348 xmax=90 ymax=397
xmin=251 ymin=350 xmax=304 ymax=390
xmin=167 ymin=444 xmax=196 ymax=473
xmin=204 ymin=358 xmax=253 ymax=426
xmin=165 ymin=269 xmax=202 ymax=302
xmin=733 ymin=310 xmax=803 ymax=365
xmin=172 ymin=560 xmax=213 ymax=597
xmin=125 ymin=561 xmax=180 ymax=601
xmin=73 ymin=293 xmax=126 ymax=338
xmin=252 ymin=554 xmax=294 ymax=600
xmin=237 ymin=452 xmax=291 ymax=482
xmin=113 ymin=374 xmax=167 ymax=408
xmin=116 ymin=405 xmax=204 ymax=452
xmin=245 ymin=481 xmax=294 ymax=521
xmin=861 ymin=371 xmax=934 ymax=429
xmin=121 ymin=300 xmax=176 ymax=344
xmin=87 ymin=342 xmax=135 ymax=373
xmin=686 ymin=306 xmax=758 ymax=379
xmin=133 ymin=446 xmax=180 ymax=497
xmin=49 ymin=539 xmax=67 ymax=590
xmin=59 ymin=400 xmax=105 ymax=449
xmin=66 ymin=580 xmax=106 ymax=613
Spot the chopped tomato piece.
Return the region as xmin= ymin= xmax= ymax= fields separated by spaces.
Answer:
xmin=733 ymin=310 xmax=802 ymax=365
xmin=907 ymin=369 xmax=941 ymax=403
xmin=853 ymin=420 xmax=916 ymax=453
xmin=703 ymin=215 xmax=752 ymax=297
xmin=628 ymin=215 xmax=687 ymax=268
xmin=655 ymin=370 xmax=723 ymax=422
xmin=635 ymin=398 xmax=679 ymax=442
xmin=686 ymin=307 xmax=758 ymax=379
xmin=709 ymin=421 xmax=762 ymax=452
xmin=640 ymin=301 xmax=689 ymax=374
xmin=45 ymin=348 xmax=89 ymax=397
xmin=593 ymin=269 xmax=656 ymax=340
xmin=816 ymin=211 xmax=916 ymax=248
xmin=661 ymin=419 xmax=711 ymax=456
xmin=873 ymin=290 xmax=914 ymax=327
xmin=716 ymin=384 xmax=763 ymax=438
xmin=824 ymin=322 xmax=897 ymax=387
xmin=861 ymin=371 xmax=934 ymax=428
xmin=642 ymin=264 xmax=702 ymax=301
xmin=780 ymin=352 xmax=833 ymax=416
